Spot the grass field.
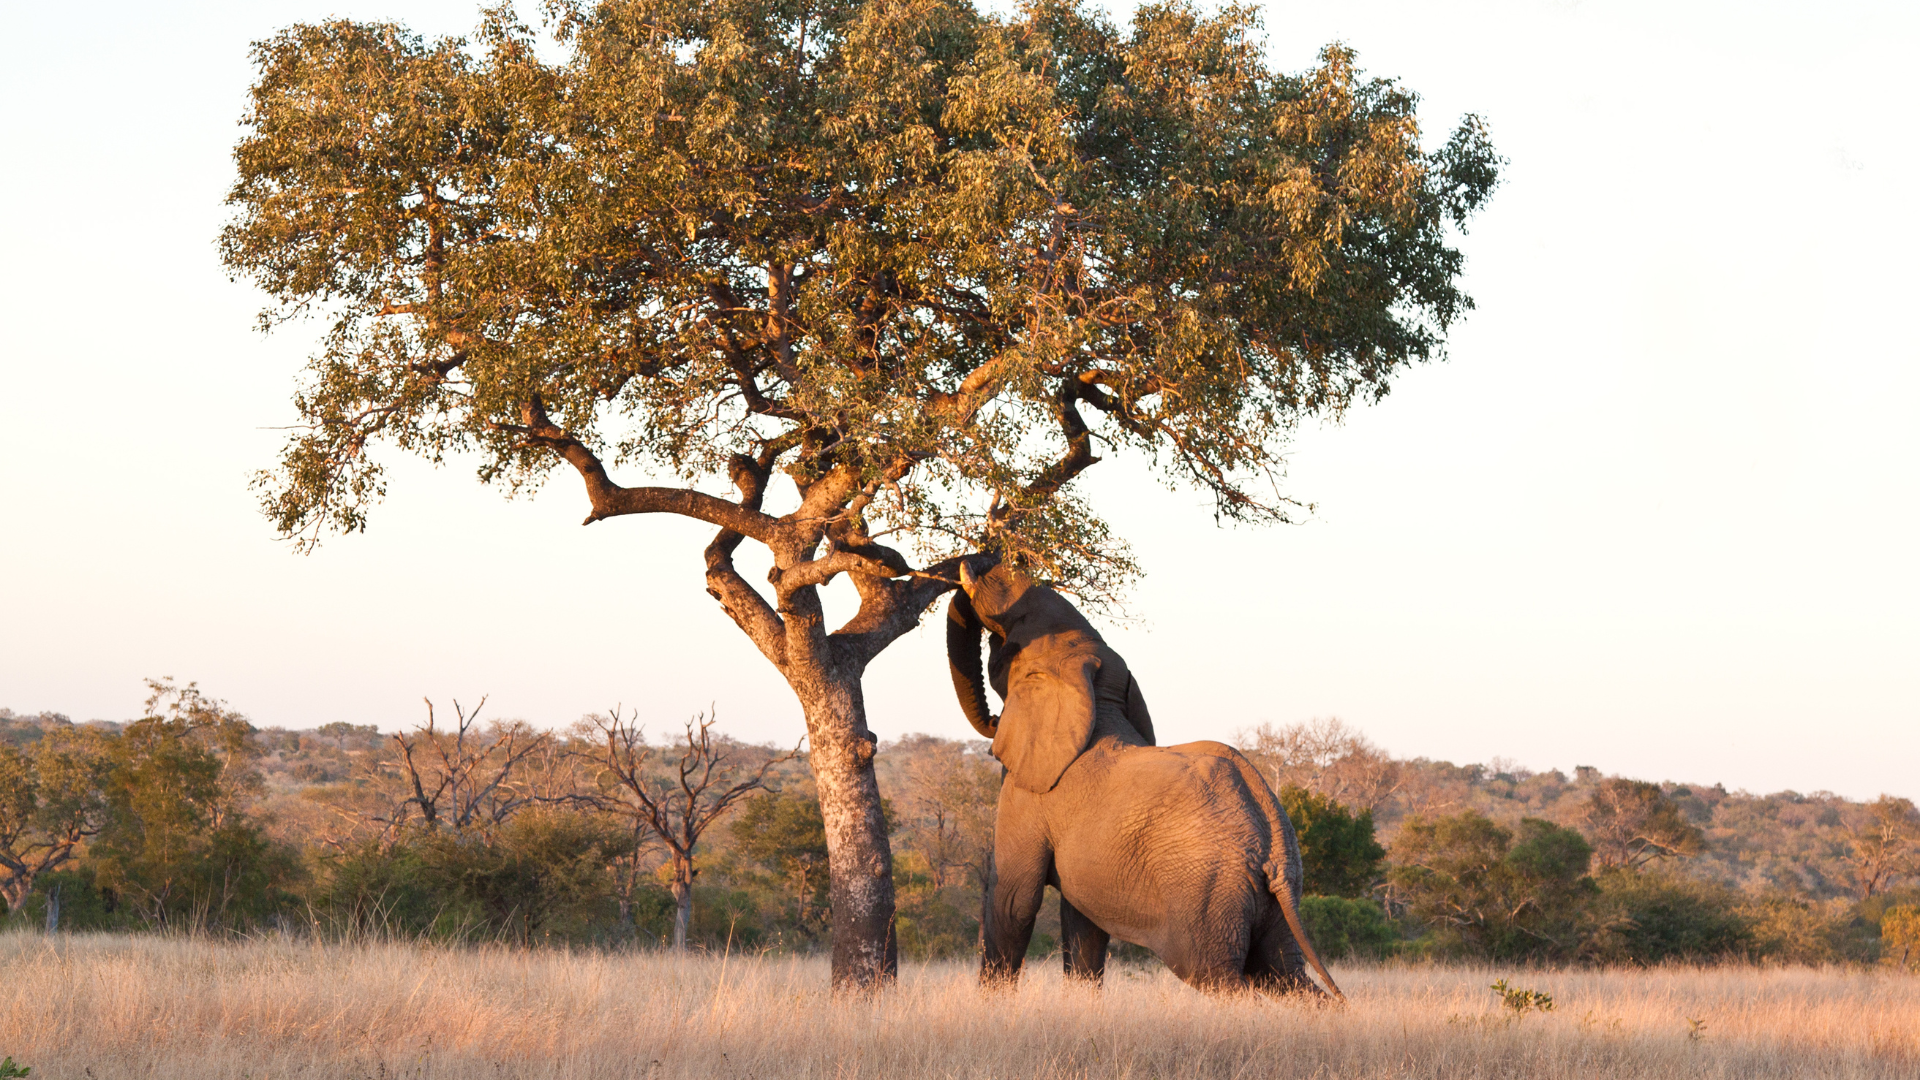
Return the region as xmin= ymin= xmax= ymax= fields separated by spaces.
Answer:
xmin=3 ymin=931 xmax=1916 ymax=1079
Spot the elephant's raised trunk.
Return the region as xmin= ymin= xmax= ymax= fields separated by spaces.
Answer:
xmin=946 ymin=592 xmax=998 ymax=739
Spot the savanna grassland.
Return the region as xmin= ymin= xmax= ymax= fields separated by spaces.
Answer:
xmin=4 ymin=931 xmax=1916 ymax=1080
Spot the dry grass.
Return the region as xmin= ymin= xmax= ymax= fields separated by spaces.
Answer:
xmin=4 ymin=931 xmax=1917 ymax=1079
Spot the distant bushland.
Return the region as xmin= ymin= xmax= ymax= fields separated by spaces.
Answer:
xmin=5 ymin=698 xmax=1917 ymax=967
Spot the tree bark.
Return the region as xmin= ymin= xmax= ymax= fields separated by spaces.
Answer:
xmin=670 ymin=856 xmax=693 ymax=951
xmin=791 ymin=668 xmax=897 ymax=992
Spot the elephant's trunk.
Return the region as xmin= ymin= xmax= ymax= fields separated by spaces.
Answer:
xmin=946 ymin=592 xmax=998 ymax=739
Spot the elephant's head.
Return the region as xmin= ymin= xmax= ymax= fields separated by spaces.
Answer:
xmin=947 ymin=561 xmax=1104 ymax=794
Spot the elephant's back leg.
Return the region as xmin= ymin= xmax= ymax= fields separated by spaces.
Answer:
xmin=1060 ymin=896 xmax=1110 ymax=983
xmin=1243 ymin=906 xmax=1317 ymax=996
xmin=1150 ymin=877 xmax=1261 ymax=993
xmin=1154 ymin=935 xmax=1251 ymax=992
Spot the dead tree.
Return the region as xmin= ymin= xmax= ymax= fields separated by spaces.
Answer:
xmin=590 ymin=708 xmax=797 ymax=950
xmin=375 ymin=697 xmax=565 ymax=841
xmin=1236 ymin=717 xmax=1404 ymax=812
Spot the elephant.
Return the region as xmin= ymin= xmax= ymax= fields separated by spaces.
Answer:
xmin=946 ymin=560 xmax=1343 ymax=999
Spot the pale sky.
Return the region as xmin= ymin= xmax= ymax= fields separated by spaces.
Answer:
xmin=1 ymin=1 xmax=1914 ymax=800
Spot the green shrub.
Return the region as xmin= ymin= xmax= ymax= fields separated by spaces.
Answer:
xmin=311 ymin=811 xmax=625 ymax=944
xmin=312 ymin=841 xmax=478 ymax=940
xmin=1881 ymin=905 xmax=1920 ymax=968
xmin=1489 ymin=978 xmax=1554 ymax=1018
xmin=19 ymin=867 xmax=126 ymax=932
xmin=1584 ymin=870 xmax=1751 ymax=964
xmin=1738 ymin=892 xmax=1859 ymax=964
xmin=682 ymin=884 xmax=765 ymax=951
xmin=893 ymin=854 xmax=980 ymax=960
xmin=414 ymin=811 xmax=624 ymax=944
xmin=1278 ymin=786 xmax=1386 ymax=898
xmin=1388 ymin=812 xmax=1596 ymax=961
xmin=1299 ymin=895 xmax=1397 ymax=959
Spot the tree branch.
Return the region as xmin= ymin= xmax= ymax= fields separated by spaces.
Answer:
xmin=705 ymin=452 xmax=789 ymax=669
xmin=829 ymin=554 xmax=968 ymax=671
xmin=501 ymin=398 xmax=784 ymax=540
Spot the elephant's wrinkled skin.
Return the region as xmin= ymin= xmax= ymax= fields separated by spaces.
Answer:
xmin=947 ymin=562 xmax=1342 ymax=998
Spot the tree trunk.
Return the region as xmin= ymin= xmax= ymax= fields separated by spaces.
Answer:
xmin=670 ymin=859 xmax=693 ymax=951
xmin=0 ymin=873 xmax=29 ymax=918
xmin=791 ymin=670 xmax=897 ymax=992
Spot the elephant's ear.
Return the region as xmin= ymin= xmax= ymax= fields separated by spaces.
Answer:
xmin=992 ymin=635 xmax=1100 ymax=794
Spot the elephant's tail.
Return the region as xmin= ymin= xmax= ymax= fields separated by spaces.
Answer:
xmin=1262 ymin=858 xmax=1347 ymax=1004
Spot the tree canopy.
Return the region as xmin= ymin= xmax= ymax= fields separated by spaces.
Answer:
xmin=1277 ymin=784 xmax=1386 ymax=898
xmin=1388 ymin=812 xmax=1596 ymax=961
xmin=1580 ymin=777 xmax=1707 ymax=871
xmin=224 ymin=0 xmax=1497 ymax=988
xmin=224 ymin=0 xmax=1498 ymax=603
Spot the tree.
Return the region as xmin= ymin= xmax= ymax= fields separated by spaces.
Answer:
xmin=733 ymin=790 xmax=835 ymax=939
xmin=588 ymin=709 xmax=795 ymax=949
xmin=889 ymin=735 xmax=998 ymax=891
xmin=89 ymin=680 xmax=296 ymax=930
xmin=1842 ymin=795 xmax=1920 ymax=900
xmin=380 ymin=698 xmax=573 ymax=841
xmin=1883 ymin=905 xmax=1920 ymax=969
xmin=1243 ymin=719 xmax=1403 ymax=813
xmin=1276 ymin=785 xmax=1385 ymax=898
xmin=1579 ymin=778 xmax=1705 ymax=871
xmin=1387 ymin=811 xmax=1595 ymax=960
xmin=0 ymin=726 xmax=111 ymax=916
xmin=223 ymin=0 xmax=1497 ymax=987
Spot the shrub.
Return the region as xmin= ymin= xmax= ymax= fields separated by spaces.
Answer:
xmin=19 ymin=867 xmax=125 ymax=932
xmin=1737 ymin=892 xmax=1857 ymax=964
xmin=1299 ymin=895 xmax=1397 ymax=959
xmin=415 ymin=811 xmax=624 ymax=944
xmin=1278 ymin=786 xmax=1387 ymax=898
xmin=1387 ymin=812 xmax=1596 ymax=961
xmin=310 ymin=841 xmax=473 ymax=939
xmin=893 ymin=853 xmax=980 ymax=961
xmin=1879 ymin=905 xmax=1920 ymax=968
xmin=1489 ymin=978 xmax=1554 ymax=1018
xmin=1584 ymin=869 xmax=1751 ymax=964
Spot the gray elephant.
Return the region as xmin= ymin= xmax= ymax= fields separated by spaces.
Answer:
xmin=946 ymin=561 xmax=1342 ymax=998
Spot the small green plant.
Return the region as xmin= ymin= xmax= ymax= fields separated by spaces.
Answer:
xmin=0 ymin=1056 xmax=32 ymax=1078
xmin=1490 ymin=979 xmax=1555 ymax=1019
xmin=1686 ymin=1016 xmax=1708 ymax=1042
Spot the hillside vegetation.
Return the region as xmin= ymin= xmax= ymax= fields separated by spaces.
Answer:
xmin=3 ymin=690 xmax=1916 ymax=967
